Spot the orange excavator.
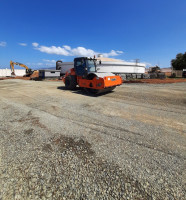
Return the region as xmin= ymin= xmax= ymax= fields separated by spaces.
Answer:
xmin=10 ymin=60 xmax=34 ymax=76
xmin=62 ymin=57 xmax=122 ymax=94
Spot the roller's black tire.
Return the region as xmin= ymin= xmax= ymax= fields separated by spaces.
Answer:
xmin=65 ymin=75 xmax=77 ymax=90
xmin=85 ymin=86 xmax=116 ymax=95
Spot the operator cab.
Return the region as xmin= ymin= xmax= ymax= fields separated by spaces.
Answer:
xmin=74 ymin=57 xmax=97 ymax=76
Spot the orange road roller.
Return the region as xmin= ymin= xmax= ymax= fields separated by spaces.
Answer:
xmin=62 ymin=57 xmax=122 ymax=94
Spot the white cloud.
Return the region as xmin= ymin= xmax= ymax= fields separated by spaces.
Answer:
xmin=0 ymin=41 xmax=7 ymax=47
xmin=102 ymin=50 xmax=123 ymax=57
xmin=27 ymin=62 xmax=43 ymax=67
xmin=116 ymin=50 xmax=123 ymax=54
xmin=43 ymin=59 xmax=56 ymax=63
xmin=32 ymin=42 xmax=123 ymax=57
xmin=38 ymin=45 xmax=69 ymax=56
xmin=27 ymin=60 xmax=56 ymax=68
xmin=37 ymin=62 xmax=43 ymax=66
xmin=32 ymin=42 xmax=39 ymax=47
xmin=71 ymin=47 xmax=95 ymax=57
xmin=63 ymin=45 xmax=71 ymax=51
xmin=142 ymin=62 xmax=152 ymax=67
xmin=18 ymin=43 xmax=27 ymax=46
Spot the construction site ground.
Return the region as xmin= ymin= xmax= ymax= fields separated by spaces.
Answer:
xmin=123 ymin=78 xmax=186 ymax=84
xmin=0 ymin=79 xmax=186 ymax=199
xmin=1 ymin=76 xmax=186 ymax=84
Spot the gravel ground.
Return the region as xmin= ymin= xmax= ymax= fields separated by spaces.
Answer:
xmin=0 ymin=79 xmax=186 ymax=199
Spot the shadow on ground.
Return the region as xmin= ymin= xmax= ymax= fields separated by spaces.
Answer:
xmin=57 ymin=86 xmax=115 ymax=97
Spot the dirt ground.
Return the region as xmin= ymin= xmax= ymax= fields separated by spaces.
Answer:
xmin=0 ymin=79 xmax=186 ymax=199
xmin=1 ymin=76 xmax=186 ymax=84
xmin=0 ymin=76 xmax=31 ymax=80
xmin=123 ymin=78 xmax=186 ymax=84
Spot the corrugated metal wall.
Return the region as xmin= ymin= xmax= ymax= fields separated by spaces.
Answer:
xmin=172 ymin=70 xmax=183 ymax=77
xmin=0 ymin=69 xmax=26 ymax=77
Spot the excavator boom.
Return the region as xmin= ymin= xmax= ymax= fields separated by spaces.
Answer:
xmin=15 ymin=62 xmax=29 ymax=70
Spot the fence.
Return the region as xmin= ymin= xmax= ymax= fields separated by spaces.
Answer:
xmin=172 ymin=70 xmax=183 ymax=77
xmin=0 ymin=69 xmax=26 ymax=77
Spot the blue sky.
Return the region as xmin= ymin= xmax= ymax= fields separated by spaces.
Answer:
xmin=0 ymin=0 xmax=186 ymax=69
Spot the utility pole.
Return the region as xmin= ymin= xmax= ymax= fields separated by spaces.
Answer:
xmin=134 ymin=59 xmax=140 ymax=66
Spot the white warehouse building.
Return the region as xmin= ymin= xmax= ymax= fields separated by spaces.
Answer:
xmin=56 ymin=55 xmax=146 ymax=78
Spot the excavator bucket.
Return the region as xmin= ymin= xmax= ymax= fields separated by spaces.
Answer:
xmin=11 ymin=72 xmax=16 ymax=76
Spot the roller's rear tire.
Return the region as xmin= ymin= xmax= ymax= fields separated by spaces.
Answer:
xmin=65 ymin=75 xmax=77 ymax=90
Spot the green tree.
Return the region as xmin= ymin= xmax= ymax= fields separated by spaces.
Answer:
xmin=171 ymin=52 xmax=186 ymax=70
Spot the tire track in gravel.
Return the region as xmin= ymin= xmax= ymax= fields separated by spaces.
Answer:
xmin=4 ymin=87 xmax=186 ymax=144
xmin=1 ymin=101 xmax=184 ymax=199
xmin=1 ymin=93 xmax=185 ymax=161
xmin=1 ymin=80 xmax=186 ymax=199
xmin=0 ymin=98 xmax=153 ymax=199
xmin=104 ymin=92 xmax=186 ymax=115
xmin=72 ymin=120 xmax=186 ymax=160
xmin=1 ymin=91 xmax=144 ymax=137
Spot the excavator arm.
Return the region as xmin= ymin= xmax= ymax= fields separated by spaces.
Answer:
xmin=10 ymin=60 xmax=16 ymax=75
